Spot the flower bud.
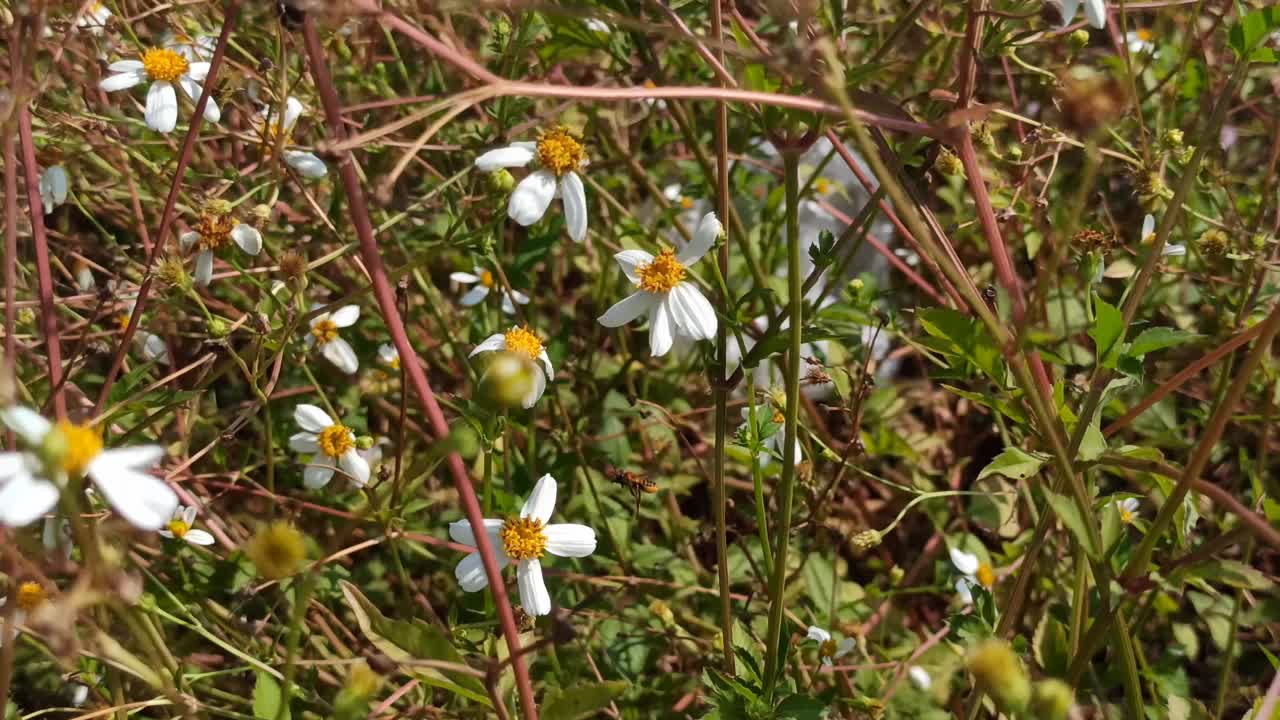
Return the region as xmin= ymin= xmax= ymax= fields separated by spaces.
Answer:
xmin=17 ymin=308 xmax=35 ymax=327
xmin=207 ymin=317 xmax=230 ymax=339
xmin=1162 ymin=128 xmax=1184 ymax=147
xmin=1197 ymin=229 xmax=1229 ymax=259
xmin=1029 ymin=679 xmax=1074 ymax=720
xmin=1068 ymin=29 xmax=1090 ymax=50
xmin=156 ymin=256 xmax=191 ymax=293
xmin=1006 ymin=145 xmax=1023 ymax=161
xmin=966 ymin=639 xmax=1030 ymax=714
xmin=649 ymin=599 xmax=675 ymax=627
xmin=203 ymin=198 xmax=233 ymax=216
xmin=356 ymin=435 xmax=374 ymax=450
xmin=936 ymin=148 xmax=964 ymax=176
xmin=478 ymin=353 xmax=536 ymax=410
xmin=850 ymin=529 xmax=882 ymax=553
xmin=245 ymin=522 xmax=307 ymax=580
xmin=333 ymin=661 xmax=381 ymax=720
xmin=488 ymin=169 xmax=515 ymax=194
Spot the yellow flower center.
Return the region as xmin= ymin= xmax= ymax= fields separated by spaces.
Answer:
xmin=819 ymin=638 xmax=838 ymax=659
xmin=1119 ymin=507 xmax=1134 ymax=525
xmin=15 ymin=581 xmax=46 ymax=613
xmin=500 ymin=516 xmax=547 ymax=561
xmin=316 ymin=424 xmax=353 ymax=459
xmin=479 ymin=270 xmax=495 ymax=288
xmin=1136 ymin=28 xmax=1153 ymax=41
xmin=504 ymin=326 xmax=543 ymax=361
xmin=142 ymin=48 xmax=189 ymax=83
xmin=54 ymin=420 xmax=102 ymax=477
xmin=115 ymin=313 xmax=131 ymax=331
xmin=195 ymin=213 xmax=237 ymax=252
xmin=311 ymin=318 xmax=339 ymax=345
xmin=167 ymin=519 xmax=190 ymax=538
xmin=636 ymin=247 xmax=687 ymax=294
xmin=814 ymin=178 xmax=831 ymax=195
xmin=679 ymin=196 xmax=694 ymax=209
xmin=771 ymin=409 xmax=786 ymax=424
xmin=976 ymin=562 xmax=996 ymax=588
xmin=642 ymin=79 xmax=657 ymax=89
xmin=389 ymin=356 xmax=401 ymax=370
xmin=535 ymin=126 xmax=586 ymax=177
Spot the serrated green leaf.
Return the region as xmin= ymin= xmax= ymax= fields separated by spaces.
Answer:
xmin=977 ymin=447 xmax=1049 ymax=481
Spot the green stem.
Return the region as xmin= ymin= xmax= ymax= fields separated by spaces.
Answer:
xmin=276 ymin=573 xmax=314 ymax=720
xmin=747 ymin=374 xmax=774 ymax=579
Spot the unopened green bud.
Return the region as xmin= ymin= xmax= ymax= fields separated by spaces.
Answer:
xmin=478 ymin=352 xmax=536 ymax=409
xmin=850 ymin=529 xmax=882 ymax=553
xmin=157 ymin=256 xmax=190 ymax=293
xmin=966 ymin=639 xmax=1030 ymax=714
xmin=203 ymin=198 xmax=233 ymax=216
xmin=649 ymin=599 xmax=675 ymax=626
xmin=16 ymin=308 xmax=35 ymax=327
xmin=1162 ymin=128 xmax=1184 ymax=147
xmin=936 ymin=148 xmax=964 ymax=176
xmin=848 ymin=277 xmax=864 ymax=291
xmin=1175 ymin=145 xmax=1195 ymax=165
xmin=1069 ymin=29 xmax=1090 ymax=50
xmin=973 ymin=123 xmax=995 ymax=150
xmin=333 ymin=660 xmax=381 ymax=720
xmin=1252 ymin=233 xmax=1269 ymax=251
xmin=251 ymin=203 xmax=272 ymax=223
xmin=1029 ymin=679 xmax=1074 ymax=720
xmin=489 ymin=168 xmax=515 ymax=193
xmin=1007 ymin=145 xmax=1023 ymax=161
xmin=207 ymin=317 xmax=230 ymax=338
xmin=356 ymin=435 xmax=374 ymax=450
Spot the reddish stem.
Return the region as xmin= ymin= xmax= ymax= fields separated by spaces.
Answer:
xmin=18 ymin=110 xmax=66 ymax=419
xmin=299 ymin=17 xmax=539 ymax=720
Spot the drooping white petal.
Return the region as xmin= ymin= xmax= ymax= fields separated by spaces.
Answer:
xmin=0 ymin=475 xmax=59 ymax=527
xmin=835 ymin=637 xmax=856 ymax=658
xmin=1119 ymin=497 xmax=1140 ymax=513
xmin=1163 ymin=244 xmax=1186 ymax=257
xmin=949 ymin=548 xmax=980 ymax=575
xmin=322 ymin=338 xmax=359 ymax=374
xmin=678 ymin=212 xmax=722 ymax=266
xmin=91 ymin=468 xmax=178 ymax=531
xmin=330 ymin=305 xmax=360 ymax=327
xmin=955 ymin=577 xmax=974 ymax=605
xmin=378 ymin=344 xmax=399 ymax=366
xmin=181 ymin=505 xmax=198 ymax=525
xmin=282 ymin=97 xmax=305 ymax=130
xmin=99 ymin=70 xmax=145 ymax=92
xmin=560 ymin=171 xmax=588 ymax=242
xmin=517 ymin=559 xmax=552 ymax=616
xmin=284 ymin=151 xmax=328 ymax=179
xmin=303 ymin=460 xmax=336 ymax=489
xmin=909 ymin=666 xmax=932 ymax=691
xmin=455 ymin=550 xmax=509 ymax=592
xmin=1083 ymin=0 xmax=1107 ymax=28
xmin=179 ymin=231 xmax=200 ymax=252
xmin=598 ymin=291 xmax=658 ymax=328
xmin=469 ymin=333 xmax=507 ymax=357
xmin=289 ymin=431 xmax=320 ymax=453
xmin=507 ymin=169 xmax=557 ymax=227
xmin=294 ymin=404 xmax=333 ymax=433
xmin=459 ymin=286 xmax=489 ymax=306
xmin=145 ymin=81 xmax=179 ymax=134
xmin=520 ymin=473 xmax=558 ymax=523
xmin=523 ymin=365 xmax=546 ymax=408
xmin=614 ymin=250 xmax=654 ymax=284
xmin=536 ymin=350 xmax=554 ymax=380
xmin=231 ymin=224 xmax=262 ymax=255
xmin=450 ymin=271 xmax=481 ymax=284
xmin=544 ymin=523 xmax=597 ymax=557
xmin=94 ymin=445 xmax=164 ymax=470
xmin=448 ymin=518 xmax=504 ymax=547
xmin=648 ymin=303 xmax=674 ymax=357
xmin=338 ymin=449 xmax=371 ymax=487
xmin=39 ymin=166 xmax=69 ymax=212
xmin=183 ymin=529 xmax=216 ymax=546
xmin=1 ymin=406 xmax=52 ymax=445
xmin=179 ymin=77 xmax=220 ymax=123
xmin=806 ymin=626 xmax=832 ymax=643
xmin=194 ymin=250 xmax=214 ymax=287
xmin=474 ymin=144 xmax=536 ymax=172
xmin=1059 ymin=0 xmax=1082 ymax=27
xmin=666 ymin=284 xmax=717 ymax=340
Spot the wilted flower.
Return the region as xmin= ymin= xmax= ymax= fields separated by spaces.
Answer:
xmin=1116 ymin=497 xmax=1140 ymax=524
xmin=806 ymin=626 xmax=854 ymax=666
xmin=76 ymin=1 xmax=112 ymax=35
xmin=737 ymin=405 xmax=802 ymax=467
xmin=178 ymin=209 xmax=263 ymax=287
xmin=1126 ymin=28 xmax=1155 ymax=54
xmin=1057 ymin=0 xmax=1106 ymax=29
xmin=474 ymin=126 xmax=590 ymax=242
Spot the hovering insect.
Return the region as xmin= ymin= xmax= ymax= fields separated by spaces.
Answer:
xmin=606 ymin=466 xmax=657 ymax=516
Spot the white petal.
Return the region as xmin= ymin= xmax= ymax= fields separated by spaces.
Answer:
xmin=508 ymin=170 xmax=557 ymax=227
xmin=284 ymin=151 xmax=329 ymax=179
xmin=99 ymin=70 xmax=144 ymax=92
xmin=289 ymin=432 xmax=320 ymax=453
xmin=194 ymin=250 xmax=214 ymax=287
xmin=294 ymin=404 xmax=333 ymax=433
xmin=835 ymin=638 xmax=856 ymax=658
xmin=469 ymin=333 xmax=507 ymax=357
xmin=0 ymin=453 xmax=28 ymax=480
xmin=448 ymin=518 xmax=504 ymax=547
xmin=145 ymin=81 xmax=179 ymax=134
xmin=40 ymin=166 xmax=69 ymax=208
xmin=186 ymin=62 xmax=211 ymax=82
xmin=93 ymin=445 xmax=164 ymax=470
xmin=1083 ymin=0 xmax=1107 ymax=28
xmin=614 ymin=250 xmax=653 ymax=284
xmin=950 ymin=548 xmax=979 ymax=574
xmin=303 ymin=461 xmax=336 ymax=489
xmin=1141 ymin=214 xmax=1155 ymax=242
xmin=544 ymin=524 xmax=596 ymax=557
xmin=108 ymin=60 xmax=144 ymax=73
xmin=1163 ymin=244 xmax=1186 ymax=258
xmin=537 ymin=350 xmax=554 ymax=379
xmin=179 ymin=77 xmax=220 ymax=123
xmin=649 ymin=304 xmax=674 ymax=357
xmin=1059 ymin=0 xmax=1081 ymax=26
xmin=475 ymin=144 xmax=536 ymax=172
xmin=459 ymin=286 xmax=489 ymax=306
xmin=666 ymin=284 xmax=717 ymax=340
xmin=232 ymin=224 xmax=262 ymax=255
xmin=520 ymin=473 xmax=558 ymax=523
xmin=330 ymin=305 xmax=360 ymax=327
xmin=522 ymin=366 xmax=546 ymax=408
xmin=0 ymin=475 xmax=59 ymax=527
xmin=560 ymin=172 xmax=588 ymax=242
xmin=1119 ymin=497 xmax=1140 ymax=513
xmin=598 ymin=291 xmax=657 ymax=328
xmin=517 ymin=559 xmax=552 ymax=616
xmin=455 ymin=551 xmax=509 ymax=592
xmin=806 ymin=626 xmax=832 ymax=643
xmin=322 ymin=338 xmax=359 ymax=374
xmin=909 ymin=666 xmax=932 ymax=691
xmin=678 ymin=212 xmax=722 ymax=266
xmin=179 ymin=231 xmax=200 ymax=252
xmin=182 ymin=505 xmax=198 ymax=525
xmin=183 ymin=529 xmax=215 ymax=546
xmin=339 ymin=449 xmax=370 ymax=487
xmin=378 ymin=344 xmax=398 ymax=365
xmin=91 ymin=469 xmax=178 ymax=531
xmin=955 ymin=578 xmax=974 ymax=605
xmin=282 ymin=97 xmax=305 ymax=130
xmin=1 ymin=406 xmax=52 ymax=445
xmin=450 ymin=271 xmax=480 ymax=284
xmin=822 ymin=656 xmax=834 ymax=667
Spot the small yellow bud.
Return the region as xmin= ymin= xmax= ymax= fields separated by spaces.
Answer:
xmin=1197 ymin=229 xmax=1230 ymax=259
xmin=966 ymin=639 xmax=1030 ymax=714
xmin=1068 ymin=29 xmax=1090 ymax=49
xmin=649 ymin=599 xmax=675 ymax=626
xmin=850 ymin=529 xmax=882 ymax=553
xmin=356 ymin=435 xmax=374 ymax=450
xmin=203 ymin=198 xmax=233 ymax=216
xmin=1162 ymin=128 xmax=1184 ymax=147
xmin=1029 ymin=679 xmax=1075 ymax=720
xmin=245 ymin=522 xmax=307 ymax=580
xmin=848 ymin=278 xmax=864 ymax=291
xmin=489 ymin=169 xmax=515 ymax=193
xmin=936 ymin=148 xmax=964 ymax=176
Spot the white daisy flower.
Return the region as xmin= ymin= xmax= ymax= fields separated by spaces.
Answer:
xmin=1126 ymin=28 xmax=1155 ymax=54
xmin=1059 ymin=0 xmax=1106 ymax=29
xmin=449 ymin=473 xmax=597 ymax=616
xmin=908 ymin=665 xmax=932 ymax=691
xmin=949 ymin=547 xmax=996 ymax=605
xmin=474 ymin=126 xmax=590 ymax=242
xmin=469 ymin=326 xmax=554 ymax=408
xmin=1 ymin=579 xmax=48 ymax=631
xmin=39 ymin=166 xmax=69 ymax=213
xmin=254 ymin=97 xmax=328 ymax=179
xmin=738 ymin=406 xmax=802 ymax=467
xmin=288 ymin=404 xmax=370 ymax=489
xmin=1138 ymin=213 xmax=1184 ymax=258
xmin=0 ymin=405 xmax=177 ymax=530
xmin=377 ymin=343 xmax=401 ymax=370
xmin=158 ymin=505 xmax=215 ymax=546
xmin=806 ymin=626 xmax=855 ymax=666
xmin=99 ymin=47 xmax=220 ymax=133
xmin=178 ymin=211 xmax=262 ymax=287
xmin=304 ymin=305 xmax=360 ymax=374
xmin=76 ymin=1 xmax=112 ymax=35
xmin=449 ymin=267 xmax=530 ymax=315
xmin=598 ymin=212 xmax=721 ymax=357
xmin=1116 ymin=497 xmax=1140 ymax=525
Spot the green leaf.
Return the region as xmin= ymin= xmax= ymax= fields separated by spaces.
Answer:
xmin=1089 ymin=295 xmax=1124 ymax=369
xmin=1043 ymin=488 xmax=1100 ymax=560
xmin=542 ymin=681 xmax=628 ymax=720
xmin=1188 ymin=560 xmax=1274 ymax=590
xmin=1227 ymin=7 xmax=1280 ymax=61
xmin=918 ymin=308 xmax=1004 ymax=383
xmin=977 ymin=447 xmax=1050 ymax=481
xmin=774 ymin=693 xmax=828 ymax=719
xmin=253 ymin=672 xmax=290 ymax=720
xmin=1033 ymin=614 xmax=1070 ymax=677
xmin=1127 ymin=327 xmax=1201 ymax=357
